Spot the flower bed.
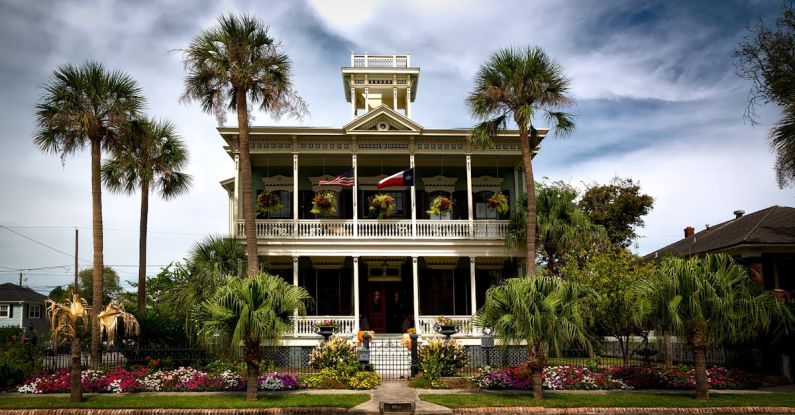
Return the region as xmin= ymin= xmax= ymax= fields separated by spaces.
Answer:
xmin=17 ymin=367 xmax=302 ymax=394
xmin=472 ymin=365 xmax=761 ymax=391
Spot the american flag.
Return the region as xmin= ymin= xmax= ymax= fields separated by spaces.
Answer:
xmin=319 ymin=169 xmax=355 ymax=187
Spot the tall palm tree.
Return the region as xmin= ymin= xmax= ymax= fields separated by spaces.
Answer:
xmin=102 ymin=118 xmax=192 ymax=312
xmin=475 ymin=274 xmax=591 ymax=399
xmin=771 ymin=93 xmax=795 ymax=188
xmin=180 ymin=14 xmax=308 ymax=277
xmin=34 ymin=62 xmax=145 ymax=364
xmin=47 ymin=293 xmax=90 ymax=402
xmin=468 ymin=47 xmax=575 ymax=274
xmin=638 ymin=254 xmax=793 ymax=400
xmin=198 ymin=273 xmax=311 ymax=401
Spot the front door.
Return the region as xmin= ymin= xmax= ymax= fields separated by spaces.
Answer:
xmin=367 ymin=282 xmax=387 ymax=333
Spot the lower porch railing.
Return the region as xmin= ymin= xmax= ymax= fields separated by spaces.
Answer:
xmin=417 ymin=315 xmax=482 ymax=336
xmin=292 ymin=316 xmax=356 ymax=337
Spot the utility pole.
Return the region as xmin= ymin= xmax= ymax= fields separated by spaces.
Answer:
xmin=18 ymin=272 xmax=22 ymax=287
xmin=74 ymin=228 xmax=79 ymax=292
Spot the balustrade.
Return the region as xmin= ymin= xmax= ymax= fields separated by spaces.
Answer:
xmin=238 ymin=219 xmax=508 ymax=240
xmin=293 ymin=316 xmax=356 ymax=337
xmin=416 ymin=315 xmax=482 ymax=336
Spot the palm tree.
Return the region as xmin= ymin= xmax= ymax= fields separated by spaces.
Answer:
xmin=475 ymin=274 xmax=591 ymax=399
xmin=34 ymin=62 xmax=145 ymax=364
xmin=197 ymin=273 xmax=311 ymax=401
xmin=180 ymin=14 xmax=308 ymax=277
xmin=102 ymin=118 xmax=192 ymax=312
xmin=468 ymin=47 xmax=575 ymax=275
xmin=638 ymin=254 xmax=793 ymax=400
xmin=47 ymin=293 xmax=90 ymax=402
xmin=771 ymin=93 xmax=795 ymax=188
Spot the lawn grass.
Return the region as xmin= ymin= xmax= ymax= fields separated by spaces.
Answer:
xmin=0 ymin=394 xmax=370 ymax=409
xmin=420 ymin=392 xmax=795 ymax=408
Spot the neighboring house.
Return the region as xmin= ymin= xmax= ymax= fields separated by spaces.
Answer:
xmin=0 ymin=282 xmax=48 ymax=334
xmin=218 ymin=53 xmax=542 ymax=344
xmin=646 ymin=205 xmax=795 ymax=300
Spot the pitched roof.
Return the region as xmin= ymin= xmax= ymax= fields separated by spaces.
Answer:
xmin=646 ymin=205 xmax=795 ymax=259
xmin=0 ymin=283 xmax=47 ymax=302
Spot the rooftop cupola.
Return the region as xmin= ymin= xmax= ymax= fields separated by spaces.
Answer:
xmin=342 ymin=53 xmax=420 ymax=120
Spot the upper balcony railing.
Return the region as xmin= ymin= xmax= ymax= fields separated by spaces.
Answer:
xmin=351 ymin=53 xmax=409 ymax=68
xmin=237 ymin=219 xmax=509 ymax=240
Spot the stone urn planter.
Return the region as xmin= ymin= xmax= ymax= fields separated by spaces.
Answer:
xmin=433 ymin=317 xmax=461 ymax=340
xmin=314 ymin=321 xmax=338 ymax=342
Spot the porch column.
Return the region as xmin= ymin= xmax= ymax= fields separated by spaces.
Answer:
xmin=353 ymin=154 xmax=358 ymax=238
xmin=234 ymin=155 xmax=240 ymax=236
xmin=293 ymin=154 xmax=299 ymax=237
xmin=293 ymin=256 xmax=299 ymax=336
xmin=351 ymin=87 xmax=356 ymax=118
xmin=466 ymin=155 xmax=474 ymax=239
xmin=412 ymin=257 xmax=420 ymax=334
xmin=364 ymin=87 xmax=369 ymax=112
xmin=470 ymin=257 xmax=477 ymax=316
xmin=405 ymin=85 xmax=411 ymax=118
xmin=410 ymin=154 xmax=417 ymax=238
xmin=514 ymin=166 xmax=521 ymax=210
xmin=393 ymin=87 xmax=398 ymax=111
xmin=353 ymin=257 xmax=360 ymax=333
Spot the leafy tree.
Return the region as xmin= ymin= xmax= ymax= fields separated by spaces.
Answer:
xmin=560 ymin=244 xmax=655 ymax=364
xmin=578 ymin=177 xmax=654 ymax=248
xmin=505 ymin=182 xmax=605 ymax=275
xmin=77 ymin=267 xmax=122 ymax=304
xmin=637 ymin=254 xmax=793 ymax=400
xmin=102 ymin=118 xmax=192 ymax=312
xmin=468 ymin=47 xmax=575 ymax=275
xmin=180 ymin=14 xmax=307 ymax=277
xmin=476 ymin=274 xmax=591 ymax=399
xmin=735 ymin=3 xmax=795 ymax=187
xmin=197 ymin=273 xmax=311 ymax=401
xmin=34 ymin=62 xmax=145 ymax=363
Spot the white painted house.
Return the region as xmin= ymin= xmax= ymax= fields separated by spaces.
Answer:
xmin=219 ymin=54 xmax=542 ymax=344
xmin=0 ymin=283 xmax=48 ymax=335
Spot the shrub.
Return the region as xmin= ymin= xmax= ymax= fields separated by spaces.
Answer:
xmin=302 ymin=368 xmax=346 ymax=389
xmin=308 ymin=336 xmax=360 ymax=380
xmin=542 ymin=365 xmax=630 ymax=390
xmin=349 ymin=371 xmax=381 ymax=390
xmin=0 ymin=343 xmax=38 ymax=387
xmin=418 ymin=339 xmax=467 ymax=379
xmin=258 ymin=373 xmax=300 ymax=391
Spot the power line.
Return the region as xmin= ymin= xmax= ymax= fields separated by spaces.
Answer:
xmin=0 ymin=265 xmax=71 ymax=272
xmin=0 ymin=225 xmax=91 ymax=264
xmin=4 ymin=225 xmax=206 ymax=236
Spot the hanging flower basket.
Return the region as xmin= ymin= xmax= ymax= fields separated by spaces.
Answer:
xmin=487 ymin=192 xmax=509 ymax=215
xmin=427 ymin=196 xmax=454 ymax=216
xmin=257 ymin=191 xmax=283 ymax=217
xmin=368 ymin=193 xmax=395 ymax=219
xmin=310 ymin=191 xmax=336 ymax=217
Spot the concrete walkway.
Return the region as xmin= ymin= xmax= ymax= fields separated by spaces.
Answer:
xmin=350 ymin=382 xmax=451 ymax=415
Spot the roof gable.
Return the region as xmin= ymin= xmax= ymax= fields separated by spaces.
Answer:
xmin=343 ymin=105 xmax=423 ymax=133
xmin=0 ymin=283 xmax=47 ymax=303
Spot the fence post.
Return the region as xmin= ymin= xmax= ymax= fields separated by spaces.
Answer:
xmin=410 ymin=333 xmax=419 ymax=377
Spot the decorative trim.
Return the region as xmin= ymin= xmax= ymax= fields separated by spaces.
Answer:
xmin=424 ymin=257 xmax=459 ymax=270
xmin=472 ymin=176 xmax=504 ymax=194
xmin=309 ymin=256 xmax=346 ymax=269
xmin=261 ymin=175 xmax=294 ymax=193
xmin=421 ymin=175 xmax=458 ymax=194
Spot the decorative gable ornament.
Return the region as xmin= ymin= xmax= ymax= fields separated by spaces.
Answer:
xmin=472 ymin=176 xmax=504 ymax=194
xmin=261 ymin=175 xmax=293 ymax=192
xmin=421 ymin=175 xmax=458 ymax=194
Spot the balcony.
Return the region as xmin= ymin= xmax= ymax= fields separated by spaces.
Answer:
xmin=290 ymin=315 xmax=481 ymax=337
xmin=237 ymin=219 xmax=509 ymax=240
xmin=351 ymin=53 xmax=409 ymax=68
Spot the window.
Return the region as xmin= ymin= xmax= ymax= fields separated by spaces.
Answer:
xmin=474 ymin=191 xmax=498 ymax=219
xmin=28 ymin=304 xmax=41 ymax=319
xmin=0 ymin=305 xmax=8 ymax=318
xmin=256 ymin=190 xmax=292 ymax=219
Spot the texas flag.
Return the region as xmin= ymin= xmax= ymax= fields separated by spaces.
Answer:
xmin=377 ymin=168 xmax=415 ymax=188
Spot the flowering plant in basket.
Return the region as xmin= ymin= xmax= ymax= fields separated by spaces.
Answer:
xmin=427 ymin=196 xmax=454 ymax=216
xmin=310 ymin=191 xmax=336 ymax=217
xmin=368 ymin=193 xmax=395 ymax=219
xmin=312 ymin=320 xmax=338 ymax=329
xmin=487 ymin=192 xmax=509 ymax=214
xmin=257 ymin=191 xmax=283 ymax=216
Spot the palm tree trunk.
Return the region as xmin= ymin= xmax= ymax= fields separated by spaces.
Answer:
xmin=70 ymin=335 xmax=82 ymax=403
xmin=245 ymin=341 xmax=260 ymax=401
xmin=519 ymin=128 xmax=537 ymax=275
xmin=663 ymin=331 xmax=673 ymax=369
xmin=236 ymin=91 xmax=259 ymax=277
xmin=528 ymin=341 xmax=545 ymax=400
xmin=693 ymin=346 xmax=709 ymax=400
xmin=137 ymin=181 xmax=149 ymax=313
xmin=90 ymin=138 xmax=104 ymax=366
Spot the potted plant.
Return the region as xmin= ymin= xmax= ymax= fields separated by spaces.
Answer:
xmin=310 ymin=191 xmax=336 ymax=218
xmin=427 ymin=196 xmax=454 ymax=220
xmin=357 ymin=330 xmax=375 ymax=346
xmin=433 ymin=316 xmax=461 ymax=339
xmin=256 ymin=191 xmax=283 ymax=218
xmin=368 ymin=193 xmax=395 ymax=219
xmin=403 ymin=327 xmax=417 ymax=350
xmin=487 ymin=192 xmax=509 ymax=215
xmin=314 ymin=319 xmax=338 ymax=341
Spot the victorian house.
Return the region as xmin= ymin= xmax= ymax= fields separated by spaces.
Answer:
xmin=219 ymin=54 xmax=543 ymax=344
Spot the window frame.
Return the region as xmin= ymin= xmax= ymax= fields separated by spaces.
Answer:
xmin=0 ymin=304 xmax=8 ymax=318
xmin=28 ymin=304 xmax=41 ymax=319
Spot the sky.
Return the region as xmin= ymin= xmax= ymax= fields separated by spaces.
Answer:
xmin=0 ymin=0 xmax=790 ymax=294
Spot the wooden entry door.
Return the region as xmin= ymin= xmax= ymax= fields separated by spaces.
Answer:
xmin=367 ymin=282 xmax=387 ymax=333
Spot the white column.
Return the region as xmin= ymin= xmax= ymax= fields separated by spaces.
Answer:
xmin=412 ymin=257 xmax=420 ymax=334
xmin=393 ymin=87 xmax=398 ymax=112
xmin=233 ymin=155 xmax=240 ymax=236
xmin=470 ymin=257 xmax=477 ymax=316
xmin=466 ymin=155 xmax=474 ymax=239
xmin=514 ymin=166 xmax=521 ymax=210
xmin=364 ymin=87 xmax=369 ymax=113
xmin=351 ymin=87 xmax=356 ymax=118
xmin=405 ymin=86 xmax=411 ymax=118
xmin=353 ymin=257 xmax=360 ymax=333
xmin=410 ymin=154 xmax=417 ymax=238
xmin=293 ymin=256 xmax=299 ymax=336
xmin=293 ymin=154 xmax=299 ymax=237
xmin=353 ymin=154 xmax=358 ymax=238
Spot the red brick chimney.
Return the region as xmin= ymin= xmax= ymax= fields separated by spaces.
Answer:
xmin=684 ymin=226 xmax=695 ymax=238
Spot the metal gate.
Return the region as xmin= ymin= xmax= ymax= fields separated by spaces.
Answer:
xmin=369 ymin=336 xmax=412 ymax=380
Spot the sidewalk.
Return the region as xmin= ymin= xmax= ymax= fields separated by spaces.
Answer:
xmin=350 ymin=382 xmax=451 ymax=415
